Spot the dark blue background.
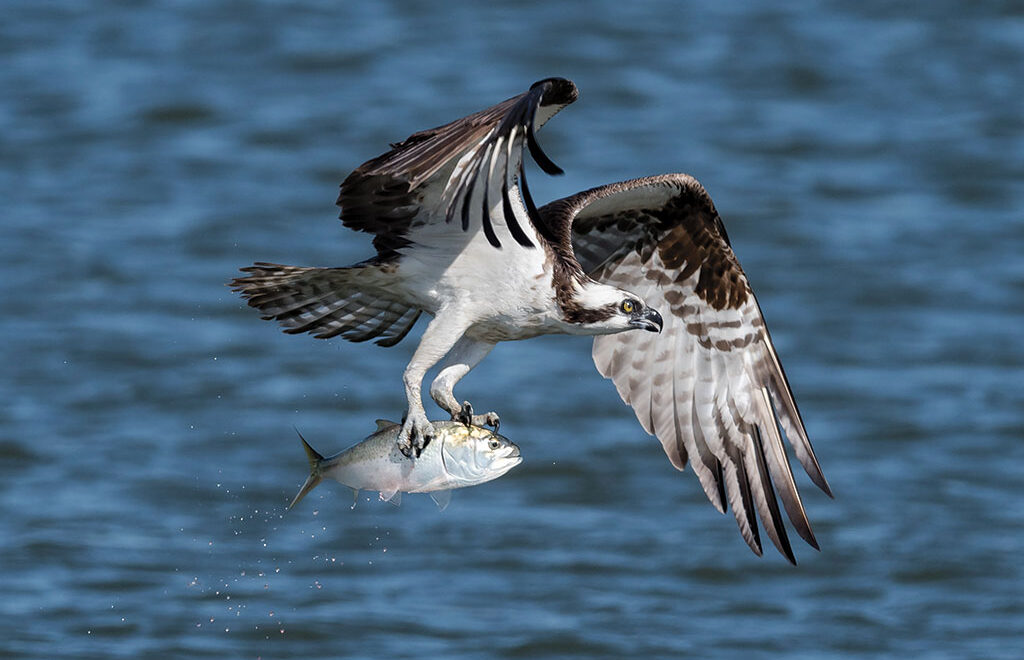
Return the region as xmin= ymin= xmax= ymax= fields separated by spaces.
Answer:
xmin=2 ymin=1 xmax=1022 ymax=657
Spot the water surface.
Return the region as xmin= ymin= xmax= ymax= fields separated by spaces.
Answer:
xmin=2 ymin=1 xmax=1023 ymax=658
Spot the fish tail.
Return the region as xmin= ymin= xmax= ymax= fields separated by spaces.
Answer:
xmin=288 ymin=428 xmax=325 ymax=510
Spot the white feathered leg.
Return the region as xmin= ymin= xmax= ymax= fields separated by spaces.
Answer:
xmin=398 ymin=313 xmax=470 ymax=456
xmin=429 ymin=336 xmax=498 ymax=429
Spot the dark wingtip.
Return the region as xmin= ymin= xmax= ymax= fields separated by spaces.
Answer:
xmin=780 ymin=538 xmax=798 ymax=565
xmin=501 ymin=177 xmax=535 ymax=248
xmin=530 ymin=77 xmax=579 ymax=106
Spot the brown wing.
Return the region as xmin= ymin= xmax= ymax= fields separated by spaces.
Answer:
xmin=337 ymin=78 xmax=578 ymax=254
xmin=541 ymin=174 xmax=832 ymax=563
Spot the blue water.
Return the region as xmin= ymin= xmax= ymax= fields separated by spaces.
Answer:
xmin=2 ymin=1 xmax=1023 ymax=658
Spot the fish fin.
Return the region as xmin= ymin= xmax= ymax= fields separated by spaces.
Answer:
xmin=380 ymin=489 xmax=402 ymax=506
xmin=349 ymin=488 xmax=359 ymax=510
xmin=374 ymin=419 xmax=400 ymax=432
xmin=288 ymin=428 xmax=325 ymax=510
xmin=429 ymin=490 xmax=452 ymax=511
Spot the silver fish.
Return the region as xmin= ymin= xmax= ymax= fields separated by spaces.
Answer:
xmin=288 ymin=419 xmax=522 ymax=511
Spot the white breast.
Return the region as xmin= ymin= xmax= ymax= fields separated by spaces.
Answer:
xmin=393 ymin=175 xmax=564 ymax=340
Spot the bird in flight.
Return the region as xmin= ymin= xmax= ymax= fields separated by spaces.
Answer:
xmin=231 ymin=77 xmax=831 ymax=562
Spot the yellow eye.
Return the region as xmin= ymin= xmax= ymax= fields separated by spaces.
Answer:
xmin=621 ymin=300 xmax=635 ymax=314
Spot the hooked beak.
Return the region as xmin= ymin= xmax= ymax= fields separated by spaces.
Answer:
xmin=629 ymin=308 xmax=664 ymax=333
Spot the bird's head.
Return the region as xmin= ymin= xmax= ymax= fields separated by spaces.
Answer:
xmin=562 ymin=281 xmax=664 ymax=336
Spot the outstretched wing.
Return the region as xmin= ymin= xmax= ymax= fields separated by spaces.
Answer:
xmin=541 ymin=174 xmax=832 ymax=563
xmin=337 ymin=77 xmax=579 ymax=254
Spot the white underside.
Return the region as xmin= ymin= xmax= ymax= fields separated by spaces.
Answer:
xmin=394 ymin=174 xmax=570 ymax=343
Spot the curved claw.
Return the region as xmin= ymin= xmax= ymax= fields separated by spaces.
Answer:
xmin=457 ymin=401 xmax=475 ymax=426
xmin=456 ymin=401 xmax=500 ymax=432
xmin=397 ymin=413 xmax=435 ymax=458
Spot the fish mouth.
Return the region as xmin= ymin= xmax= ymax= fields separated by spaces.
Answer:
xmin=500 ymin=455 xmax=523 ymax=472
xmin=498 ymin=445 xmax=523 ymax=469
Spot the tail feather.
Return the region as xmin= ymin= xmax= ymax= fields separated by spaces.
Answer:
xmin=229 ymin=262 xmax=422 ymax=346
xmin=288 ymin=429 xmax=325 ymax=510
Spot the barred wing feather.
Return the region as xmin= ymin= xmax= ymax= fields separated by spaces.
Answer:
xmin=543 ymin=173 xmax=832 ymax=563
xmin=337 ymin=78 xmax=578 ymax=254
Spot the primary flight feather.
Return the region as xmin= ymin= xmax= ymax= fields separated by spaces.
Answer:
xmin=231 ymin=77 xmax=831 ymax=562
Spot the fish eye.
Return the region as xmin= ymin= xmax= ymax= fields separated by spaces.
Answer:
xmin=621 ymin=299 xmax=636 ymax=314
xmin=488 ymin=439 xmax=500 ymax=449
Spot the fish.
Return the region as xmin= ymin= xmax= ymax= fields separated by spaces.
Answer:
xmin=288 ymin=419 xmax=522 ymax=511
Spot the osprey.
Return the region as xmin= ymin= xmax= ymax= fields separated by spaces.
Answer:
xmin=232 ymin=78 xmax=832 ymax=562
